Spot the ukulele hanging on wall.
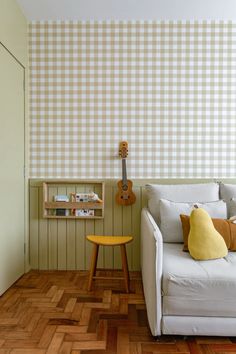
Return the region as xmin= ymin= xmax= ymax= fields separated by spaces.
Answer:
xmin=116 ymin=141 xmax=136 ymax=206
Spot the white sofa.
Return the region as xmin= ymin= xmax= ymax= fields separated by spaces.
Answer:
xmin=141 ymin=182 xmax=236 ymax=337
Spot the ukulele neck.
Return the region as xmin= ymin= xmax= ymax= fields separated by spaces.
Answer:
xmin=122 ymin=159 xmax=128 ymax=186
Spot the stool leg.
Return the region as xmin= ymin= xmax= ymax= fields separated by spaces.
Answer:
xmin=88 ymin=244 xmax=99 ymax=291
xmin=120 ymin=244 xmax=130 ymax=293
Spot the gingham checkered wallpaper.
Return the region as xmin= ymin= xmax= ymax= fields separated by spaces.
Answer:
xmin=29 ymin=21 xmax=236 ymax=178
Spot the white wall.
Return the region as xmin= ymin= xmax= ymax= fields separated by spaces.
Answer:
xmin=0 ymin=0 xmax=27 ymax=66
xmin=17 ymin=0 xmax=236 ymax=21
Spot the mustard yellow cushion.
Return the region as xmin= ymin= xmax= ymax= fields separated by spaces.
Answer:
xmin=180 ymin=215 xmax=234 ymax=251
xmin=188 ymin=208 xmax=228 ymax=260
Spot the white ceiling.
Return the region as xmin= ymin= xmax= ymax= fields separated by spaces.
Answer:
xmin=16 ymin=0 xmax=236 ymax=21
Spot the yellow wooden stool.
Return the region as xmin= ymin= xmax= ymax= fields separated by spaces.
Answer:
xmin=86 ymin=235 xmax=133 ymax=293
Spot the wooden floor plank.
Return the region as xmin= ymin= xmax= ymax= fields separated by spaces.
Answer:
xmin=58 ymin=341 xmax=73 ymax=354
xmin=38 ymin=325 xmax=57 ymax=349
xmin=0 ymin=270 xmax=234 ymax=354
xmin=45 ymin=332 xmax=65 ymax=353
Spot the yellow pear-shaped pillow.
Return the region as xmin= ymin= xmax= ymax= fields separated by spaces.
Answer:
xmin=188 ymin=208 xmax=228 ymax=260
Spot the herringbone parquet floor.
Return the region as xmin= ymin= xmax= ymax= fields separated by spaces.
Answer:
xmin=0 ymin=270 xmax=235 ymax=354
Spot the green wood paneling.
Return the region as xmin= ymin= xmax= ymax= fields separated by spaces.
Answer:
xmin=57 ymin=186 xmax=67 ymax=270
xmin=48 ymin=186 xmax=58 ymax=269
xmin=29 ymin=178 xmax=236 ymax=271
xmin=104 ymin=185 xmax=114 ymax=269
xmin=122 ymin=205 xmax=132 ymax=269
xmin=29 ymin=179 xmax=144 ymax=270
xmin=94 ymin=184 xmax=104 ymax=268
xmin=132 ymin=186 xmax=141 ymax=270
xmin=29 ymin=186 xmax=39 ymax=269
xmin=113 ymin=187 xmax=123 ymax=269
xmin=38 ymin=187 xmax=48 ymax=270
xmin=84 ymin=182 xmax=95 ymax=270
xmin=66 ymin=186 xmax=76 ymax=270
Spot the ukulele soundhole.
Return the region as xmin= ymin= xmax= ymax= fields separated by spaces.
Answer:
xmin=122 ymin=184 xmax=128 ymax=191
xmin=121 ymin=195 xmax=130 ymax=200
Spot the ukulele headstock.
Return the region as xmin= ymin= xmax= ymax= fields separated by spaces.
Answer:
xmin=119 ymin=141 xmax=128 ymax=159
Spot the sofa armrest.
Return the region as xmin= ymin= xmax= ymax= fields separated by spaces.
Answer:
xmin=141 ymin=208 xmax=163 ymax=336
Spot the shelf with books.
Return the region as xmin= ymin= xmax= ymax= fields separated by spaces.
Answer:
xmin=42 ymin=180 xmax=105 ymax=219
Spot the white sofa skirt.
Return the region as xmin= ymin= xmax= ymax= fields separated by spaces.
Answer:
xmin=163 ymin=316 xmax=236 ymax=336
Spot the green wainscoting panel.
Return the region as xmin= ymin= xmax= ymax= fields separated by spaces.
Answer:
xmin=29 ymin=185 xmax=39 ymax=269
xmin=29 ymin=178 xmax=236 ymax=271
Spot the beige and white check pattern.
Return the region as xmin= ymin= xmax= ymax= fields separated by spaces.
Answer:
xmin=29 ymin=21 xmax=236 ymax=178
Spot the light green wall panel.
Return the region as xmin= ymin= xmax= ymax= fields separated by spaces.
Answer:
xmin=30 ymin=179 xmax=146 ymax=271
xmin=29 ymin=178 xmax=236 ymax=271
xmin=0 ymin=0 xmax=27 ymax=66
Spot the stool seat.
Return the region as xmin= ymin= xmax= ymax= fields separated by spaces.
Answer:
xmin=87 ymin=235 xmax=133 ymax=246
xmin=86 ymin=234 xmax=133 ymax=293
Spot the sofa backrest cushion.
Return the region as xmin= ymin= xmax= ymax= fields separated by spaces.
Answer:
xmin=159 ymin=199 xmax=226 ymax=243
xmin=145 ymin=183 xmax=219 ymax=224
xmin=220 ymin=184 xmax=236 ymax=217
xmin=229 ymin=199 xmax=236 ymax=218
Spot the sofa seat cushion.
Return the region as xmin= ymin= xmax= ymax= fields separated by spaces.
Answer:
xmin=162 ymin=243 xmax=236 ymax=317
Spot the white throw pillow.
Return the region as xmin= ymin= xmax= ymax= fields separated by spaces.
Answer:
xmin=159 ymin=199 xmax=227 ymax=243
xmin=145 ymin=183 xmax=219 ymax=224
xmin=220 ymin=183 xmax=236 ymax=217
